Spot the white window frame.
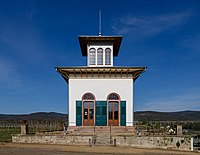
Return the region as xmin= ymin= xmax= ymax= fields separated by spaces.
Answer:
xmin=89 ymin=48 xmax=96 ymax=65
xmin=105 ymin=48 xmax=111 ymax=65
xmin=97 ymin=48 xmax=103 ymax=65
xmin=87 ymin=45 xmax=113 ymax=67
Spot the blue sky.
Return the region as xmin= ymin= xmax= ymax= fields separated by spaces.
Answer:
xmin=0 ymin=0 xmax=200 ymax=114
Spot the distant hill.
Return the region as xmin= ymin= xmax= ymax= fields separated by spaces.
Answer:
xmin=0 ymin=112 xmax=68 ymax=121
xmin=0 ymin=111 xmax=199 ymax=122
xmin=134 ymin=111 xmax=200 ymax=121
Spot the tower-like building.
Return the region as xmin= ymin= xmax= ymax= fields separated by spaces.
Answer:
xmin=56 ymin=35 xmax=146 ymax=127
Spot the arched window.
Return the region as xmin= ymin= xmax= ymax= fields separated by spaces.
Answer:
xmin=89 ymin=48 xmax=96 ymax=65
xmin=105 ymin=48 xmax=111 ymax=65
xmin=82 ymin=93 xmax=95 ymax=126
xmin=107 ymin=93 xmax=120 ymax=126
xmin=107 ymin=93 xmax=120 ymax=100
xmin=82 ymin=93 xmax=95 ymax=100
xmin=97 ymin=48 xmax=103 ymax=65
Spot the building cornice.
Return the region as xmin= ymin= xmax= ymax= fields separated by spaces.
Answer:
xmin=55 ymin=66 xmax=146 ymax=82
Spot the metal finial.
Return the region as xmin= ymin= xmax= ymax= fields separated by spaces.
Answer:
xmin=99 ymin=10 xmax=102 ymax=36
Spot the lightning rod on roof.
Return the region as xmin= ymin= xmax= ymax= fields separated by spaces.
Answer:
xmin=99 ymin=10 xmax=102 ymax=36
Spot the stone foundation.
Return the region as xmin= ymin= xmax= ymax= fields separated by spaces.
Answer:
xmin=113 ymin=135 xmax=191 ymax=150
xmin=12 ymin=134 xmax=192 ymax=151
xmin=12 ymin=134 xmax=93 ymax=145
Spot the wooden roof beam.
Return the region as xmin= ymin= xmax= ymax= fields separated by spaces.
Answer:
xmin=85 ymin=69 xmax=88 ymax=78
xmin=80 ymin=69 xmax=82 ymax=78
xmin=120 ymin=69 xmax=123 ymax=78
xmin=73 ymin=69 xmax=76 ymax=78
xmin=91 ymin=69 xmax=94 ymax=78
xmin=98 ymin=68 xmax=100 ymax=78
xmin=60 ymin=70 xmax=69 ymax=79
xmin=126 ymin=69 xmax=129 ymax=78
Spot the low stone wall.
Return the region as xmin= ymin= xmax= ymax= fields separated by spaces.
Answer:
xmin=12 ymin=135 xmax=93 ymax=145
xmin=12 ymin=134 xmax=192 ymax=151
xmin=113 ymin=135 xmax=191 ymax=150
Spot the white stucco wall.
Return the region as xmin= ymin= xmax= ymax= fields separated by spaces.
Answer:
xmin=68 ymin=78 xmax=134 ymax=126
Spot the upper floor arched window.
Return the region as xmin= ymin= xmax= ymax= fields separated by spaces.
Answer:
xmin=89 ymin=48 xmax=96 ymax=65
xmin=105 ymin=48 xmax=111 ymax=65
xmin=97 ymin=48 xmax=103 ymax=65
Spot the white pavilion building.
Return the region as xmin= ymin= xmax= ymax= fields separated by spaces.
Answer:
xmin=56 ymin=35 xmax=146 ymax=127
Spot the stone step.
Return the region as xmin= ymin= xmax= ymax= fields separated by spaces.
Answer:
xmin=68 ymin=126 xmax=135 ymax=135
xmin=92 ymin=135 xmax=113 ymax=145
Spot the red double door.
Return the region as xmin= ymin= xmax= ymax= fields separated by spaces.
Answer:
xmin=83 ymin=101 xmax=119 ymax=126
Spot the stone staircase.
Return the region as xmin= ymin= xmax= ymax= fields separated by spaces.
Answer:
xmin=92 ymin=134 xmax=113 ymax=146
xmin=67 ymin=126 xmax=135 ymax=136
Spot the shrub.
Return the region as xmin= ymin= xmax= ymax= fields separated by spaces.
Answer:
xmin=176 ymin=141 xmax=180 ymax=148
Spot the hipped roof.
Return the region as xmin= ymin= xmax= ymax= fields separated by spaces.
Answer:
xmin=78 ymin=36 xmax=122 ymax=56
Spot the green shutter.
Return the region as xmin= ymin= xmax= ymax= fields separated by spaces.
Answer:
xmin=76 ymin=101 xmax=82 ymax=126
xmin=101 ymin=101 xmax=107 ymax=126
xmin=95 ymin=101 xmax=101 ymax=126
xmin=120 ymin=101 xmax=126 ymax=126
xmin=95 ymin=101 xmax=107 ymax=126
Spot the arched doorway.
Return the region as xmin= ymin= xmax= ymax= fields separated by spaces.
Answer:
xmin=107 ymin=93 xmax=120 ymax=126
xmin=82 ymin=93 xmax=95 ymax=126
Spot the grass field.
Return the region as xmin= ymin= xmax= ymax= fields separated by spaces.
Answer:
xmin=0 ymin=127 xmax=20 ymax=142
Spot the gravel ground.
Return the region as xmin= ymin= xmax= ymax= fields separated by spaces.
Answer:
xmin=0 ymin=143 xmax=199 ymax=155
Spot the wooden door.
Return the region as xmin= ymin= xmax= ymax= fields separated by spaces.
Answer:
xmin=83 ymin=101 xmax=94 ymax=126
xmin=108 ymin=101 xmax=119 ymax=126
